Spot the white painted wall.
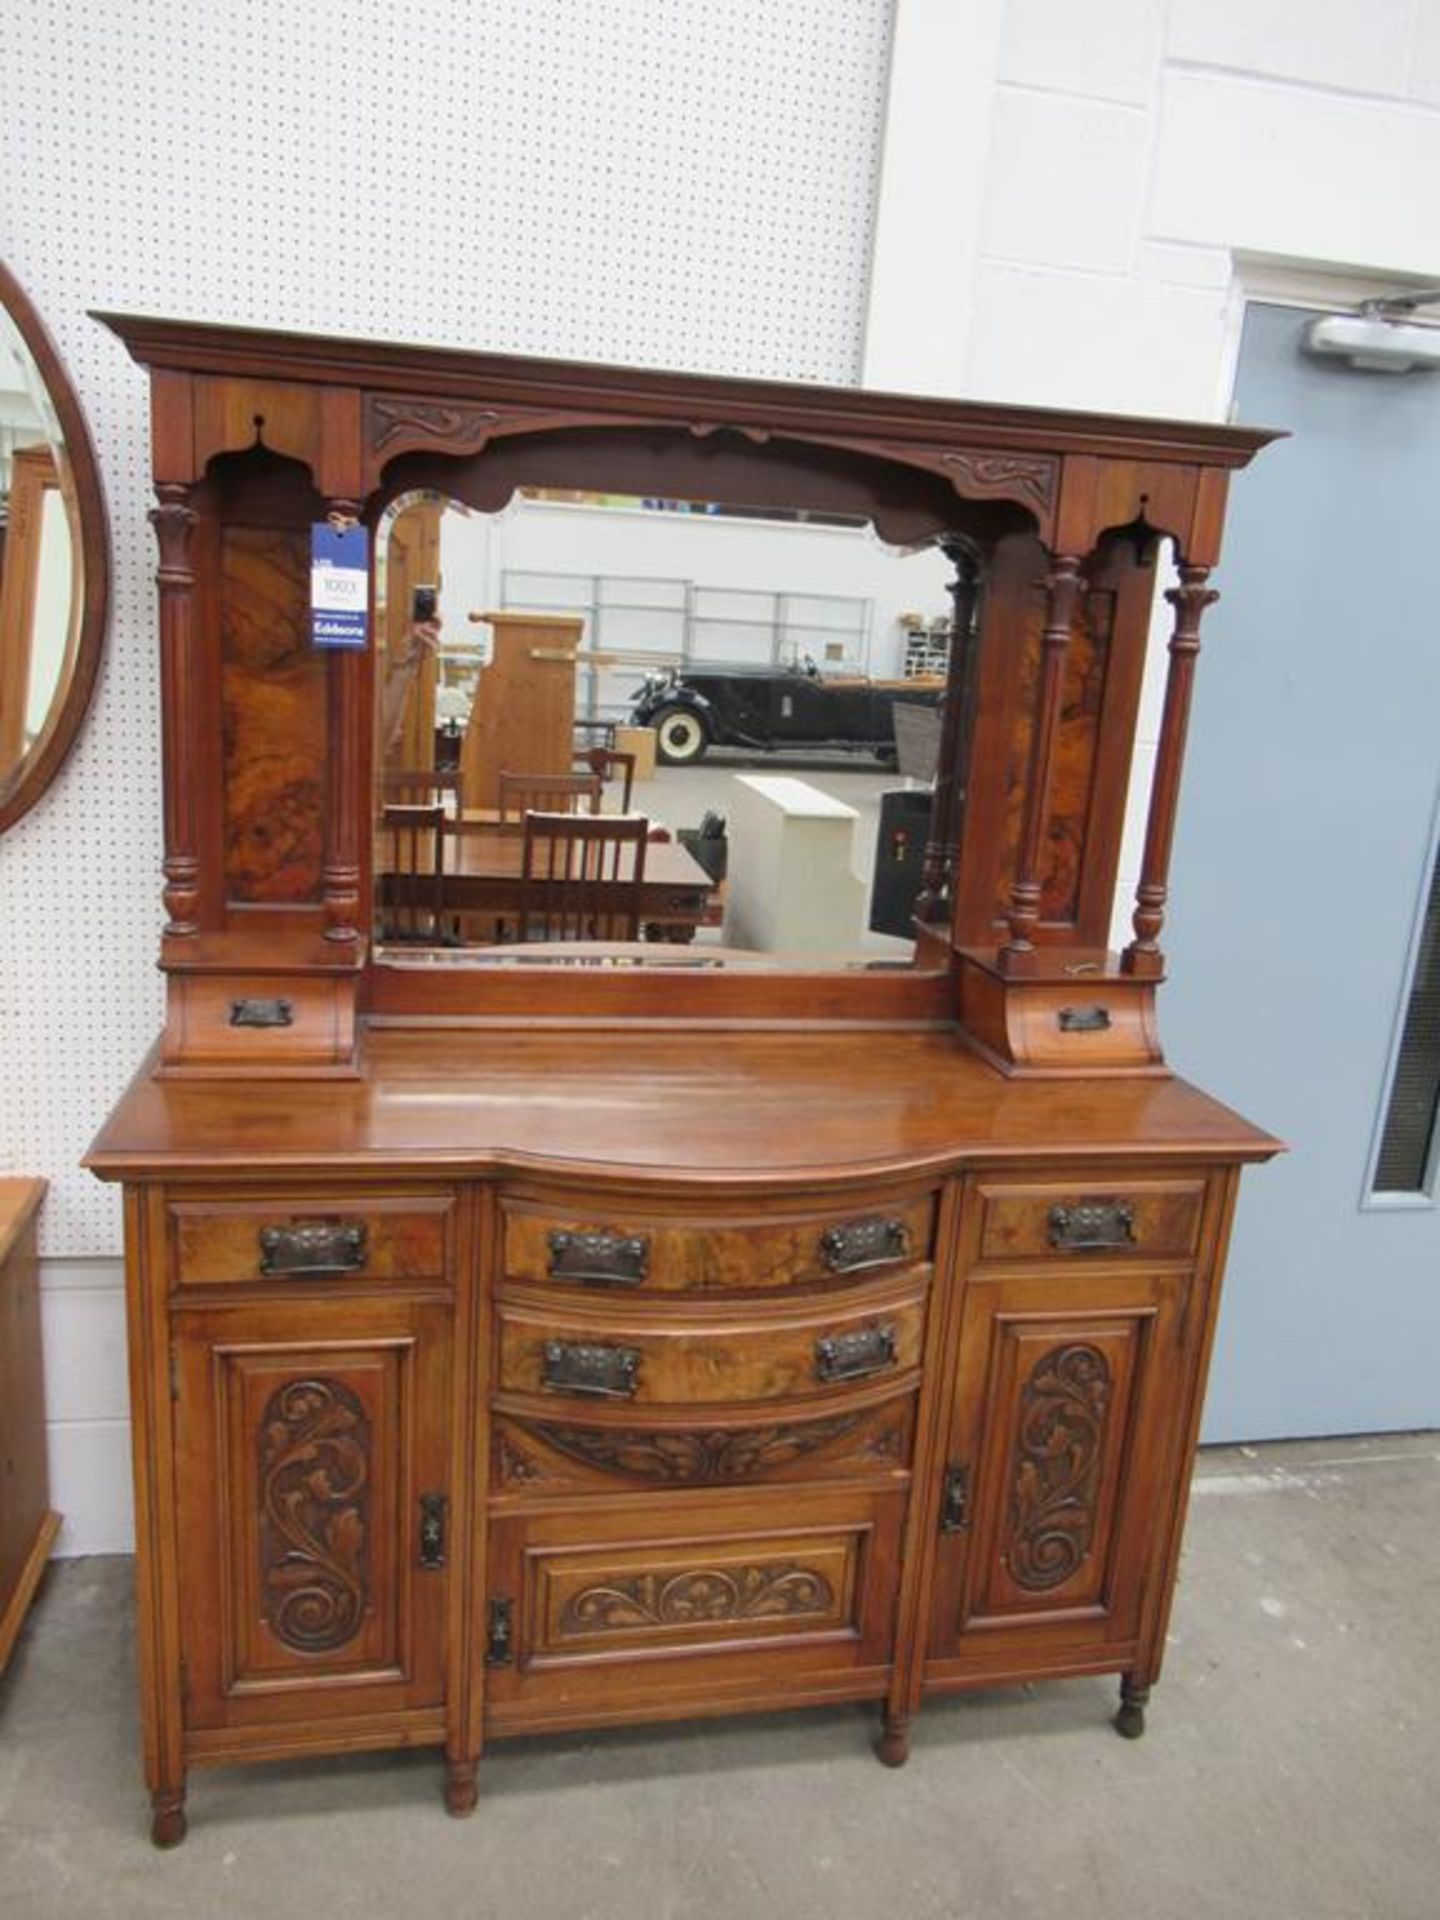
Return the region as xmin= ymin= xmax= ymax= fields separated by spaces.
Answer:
xmin=868 ymin=0 xmax=1440 ymax=961
xmin=8 ymin=0 xmax=1440 ymax=1548
xmin=453 ymin=498 xmax=953 ymax=686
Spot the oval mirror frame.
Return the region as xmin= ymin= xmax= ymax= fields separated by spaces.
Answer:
xmin=0 ymin=260 xmax=109 ymax=833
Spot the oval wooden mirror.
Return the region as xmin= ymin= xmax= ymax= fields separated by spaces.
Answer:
xmin=0 ymin=261 xmax=109 ymax=832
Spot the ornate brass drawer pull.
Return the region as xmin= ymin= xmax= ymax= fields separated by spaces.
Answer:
xmin=541 ymin=1340 xmax=642 ymax=1399
xmin=1047 ymin=1201 xmax=1135 ymax=1252
xmin=258 ymin=1222 xmax=369 ymax=1276
xmin=814 ymin=1322 xmax=897 ymax=1384
xmin=819 ymin=1217 xmax=909 ymax=1275
xmin=546 ymin=1228 xmax=650 ymax=1288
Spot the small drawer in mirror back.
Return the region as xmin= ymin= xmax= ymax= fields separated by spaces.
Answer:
xmin=167 ymin=1193 xmax=455 ymax=1290
xmin=976 ymin=1177 xmax=1205 ymax=1262
xmin=502 ymin=1193 xmax=936 ymax=1296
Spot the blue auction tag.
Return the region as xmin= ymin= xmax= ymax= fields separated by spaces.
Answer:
xmin=310 ymin=523 xmax=370 ymax=649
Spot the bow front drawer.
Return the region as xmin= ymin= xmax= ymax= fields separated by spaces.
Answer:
xmin=166 ymin=1191 xmax=457 ymax=1289
xmin=975 ymin=1176 xmax=1206 ymax=1263
xmin=495 ymin=1281 xmax=927 ymax=1408
xmin=500 ymin=1191 xmax=936 ymax=1296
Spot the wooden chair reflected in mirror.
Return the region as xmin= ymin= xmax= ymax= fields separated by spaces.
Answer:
xmin=380 ymin=801 xmax=447 ymax=943
xmin=517 ymin=812 xmax=649 ymax=942
xmin=497 ymin=769 xmax=601 ymax=824
xmin=382 ymin=767 xmax=465 ymax=818
xmin=574 ymin=745 xmax=636 ymax=813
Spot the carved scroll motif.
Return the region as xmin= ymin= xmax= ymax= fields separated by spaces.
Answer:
xmin=1005 ymin=1344 xmax=1112 ymax=1592
xmin=941 ymin=450 xmax=1059 ymax=516
xmin=258 ymin=1378 xmax=371 ymax=1653
xmin=561 ymin=1563 xmax=834 ymax=1635
xmin=366 ymin=396 xmax=507 ymax=455
xmin=517 ymin=1412 xmax=868 ymax=1484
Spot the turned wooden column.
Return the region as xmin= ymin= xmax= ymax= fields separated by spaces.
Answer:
xmin=914 ymin=538 xmax=981 ymax=925
xmin=321 ymin=501 xmax=365 ymax=944
xmin=149 ymin=484 xmax=200 ymax=937
xmin=1121 ymin=562 xmax=1218 ymax=977
xmin=1000 ymin=553 xmax=1085 ymax=964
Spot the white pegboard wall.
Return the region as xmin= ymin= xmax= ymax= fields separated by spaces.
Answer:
xmin=0 ymin=0 xmax=894 ymax=1255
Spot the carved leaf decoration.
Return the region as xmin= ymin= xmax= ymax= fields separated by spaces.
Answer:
xmin=560 ymin=1563 xmax=833 ymax=1635
xmin=516 ymin=1412 xmax=869 ymax=1484
xmin=368 ymin=397 xmax=505 ymax=453
xmin=941 ymin=450 xmax=1059 ymax=515
xmin=258 ymin=1378 xmax=371 ymax=1653
xmin=1004 ymin=1344 xmax=1112 ymax=1592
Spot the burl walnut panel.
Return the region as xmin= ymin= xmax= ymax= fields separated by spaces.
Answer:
xmin=495 ymin=1280 xmax=927 ymax=1409
xmin=501 ymin=1193 xmax=936 ymax=1296
xmin=167 ymin=1191 xmax=457 ymax=1290
xmin=221 ymin=526 xmax=326 ymax=904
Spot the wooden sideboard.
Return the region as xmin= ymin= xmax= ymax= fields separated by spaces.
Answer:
xmin=91 ymin=1033 xmax=1273 ymax=1845
xmin=85 ymin=314 xmax=1280 ymax=1843
xmin=0 ymin=1178 xmax=60 ymax=1674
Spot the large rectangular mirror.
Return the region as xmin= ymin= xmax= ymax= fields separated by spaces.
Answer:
xmin=372 ymin=487 xmax=960 ymax=970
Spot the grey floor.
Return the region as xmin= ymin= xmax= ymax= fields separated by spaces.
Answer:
xmin=2 ymin=1434 xmax=1438 ymax=1919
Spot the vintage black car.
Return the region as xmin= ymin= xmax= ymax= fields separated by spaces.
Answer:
xmin=629 ymin=661 xmax=942 ymax=766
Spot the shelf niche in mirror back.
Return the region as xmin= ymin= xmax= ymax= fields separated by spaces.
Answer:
xmin=85 ymin=309 xmax=1281 ymax=1845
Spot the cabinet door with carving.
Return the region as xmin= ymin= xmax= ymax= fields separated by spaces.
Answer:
xmin=483 ymin=1485 xmax=904 ymax=1737
xmin=171 ymin=1298 xmax=453 ymax=1738
xmin=925 ymin=1266 xmax=1196 ymax=1685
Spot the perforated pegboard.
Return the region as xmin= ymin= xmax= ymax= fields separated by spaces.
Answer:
xmin=0 ymin=0 xmax=894 ymax=1254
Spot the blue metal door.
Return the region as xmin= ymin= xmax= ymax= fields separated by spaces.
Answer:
xmin=1168 ymin=301 xmax=1440 ymax=1441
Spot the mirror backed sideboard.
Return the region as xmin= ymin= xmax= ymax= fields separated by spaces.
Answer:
xmin=85 ymin=311 xmax=1281 ymax=1845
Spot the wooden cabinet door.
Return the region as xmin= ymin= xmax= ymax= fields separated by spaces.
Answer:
xmin=172 ymin=1298 xmax=452 ymax=1734
xmin=926 ymin=1267 xmax=1193 ymax=1683
xmin=483 ymin=1485 xmax=904 ymax=1737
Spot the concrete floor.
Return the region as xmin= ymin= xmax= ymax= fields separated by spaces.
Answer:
xmin=2 ymin=1434 xmax=1437 ymax=1919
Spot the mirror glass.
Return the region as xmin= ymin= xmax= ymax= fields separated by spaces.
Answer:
xmin=371 ymin=487 xmax=956 ymax=970
xmin=0 ymin=263 xmax=108 ymax=832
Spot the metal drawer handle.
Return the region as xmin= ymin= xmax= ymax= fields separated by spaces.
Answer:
xmin=258 ymin=1222 xmax=369 ymax=1276
xmin=547 ymin=1228 xmax=650 ymax=1288
xmin=230 ymin=996 xmax=294 ymax=1028
xmin=541 ymin=1340 xmax=642 ymax=1399
xmin=1057 ymin=1004 xmax=1111 ymax=1033
xmin=819 ymin=1217 xmax=909 ymax=1275
xmin=1047 ymin=1201 xmax=1135 ymax=1252
xmin=814 ymin=1322 xmax=897 ymax=1385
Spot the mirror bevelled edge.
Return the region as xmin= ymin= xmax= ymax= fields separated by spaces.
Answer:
xmin=0 ymin=260 xmax=109 ymax=833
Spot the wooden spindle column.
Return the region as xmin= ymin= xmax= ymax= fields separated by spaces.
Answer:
xmin=321 ymin=500 xmax=365 ymax=944
xmin=150 ymin=484 xmax=200 ymax=937
xmin=1121 ymin=563 xmax=1218 ymax=978
xmin=1000 ymin=554 xmax=1085 ymax=965
xmin=914 ymin=539 xmax=982 ymax=925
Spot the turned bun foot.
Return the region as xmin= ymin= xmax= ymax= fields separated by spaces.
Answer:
xmin=445 ymin=1761 xmax=479 ymax=1816
xmin=1114 ymin=1679 xmax=1150 ymax=1740
xmin=150 ymin=1793 xmax=188 ymax=1848
xmin=875 ymin=1714 xmax=911 ymax=1768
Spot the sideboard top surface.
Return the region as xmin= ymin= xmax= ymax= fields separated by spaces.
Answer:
xmin=87 ymin=1030 xmax=1278 ymax=1185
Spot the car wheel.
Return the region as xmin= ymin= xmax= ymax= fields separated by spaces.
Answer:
xmin=653 ymin=705 xmax=709 ymax=765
